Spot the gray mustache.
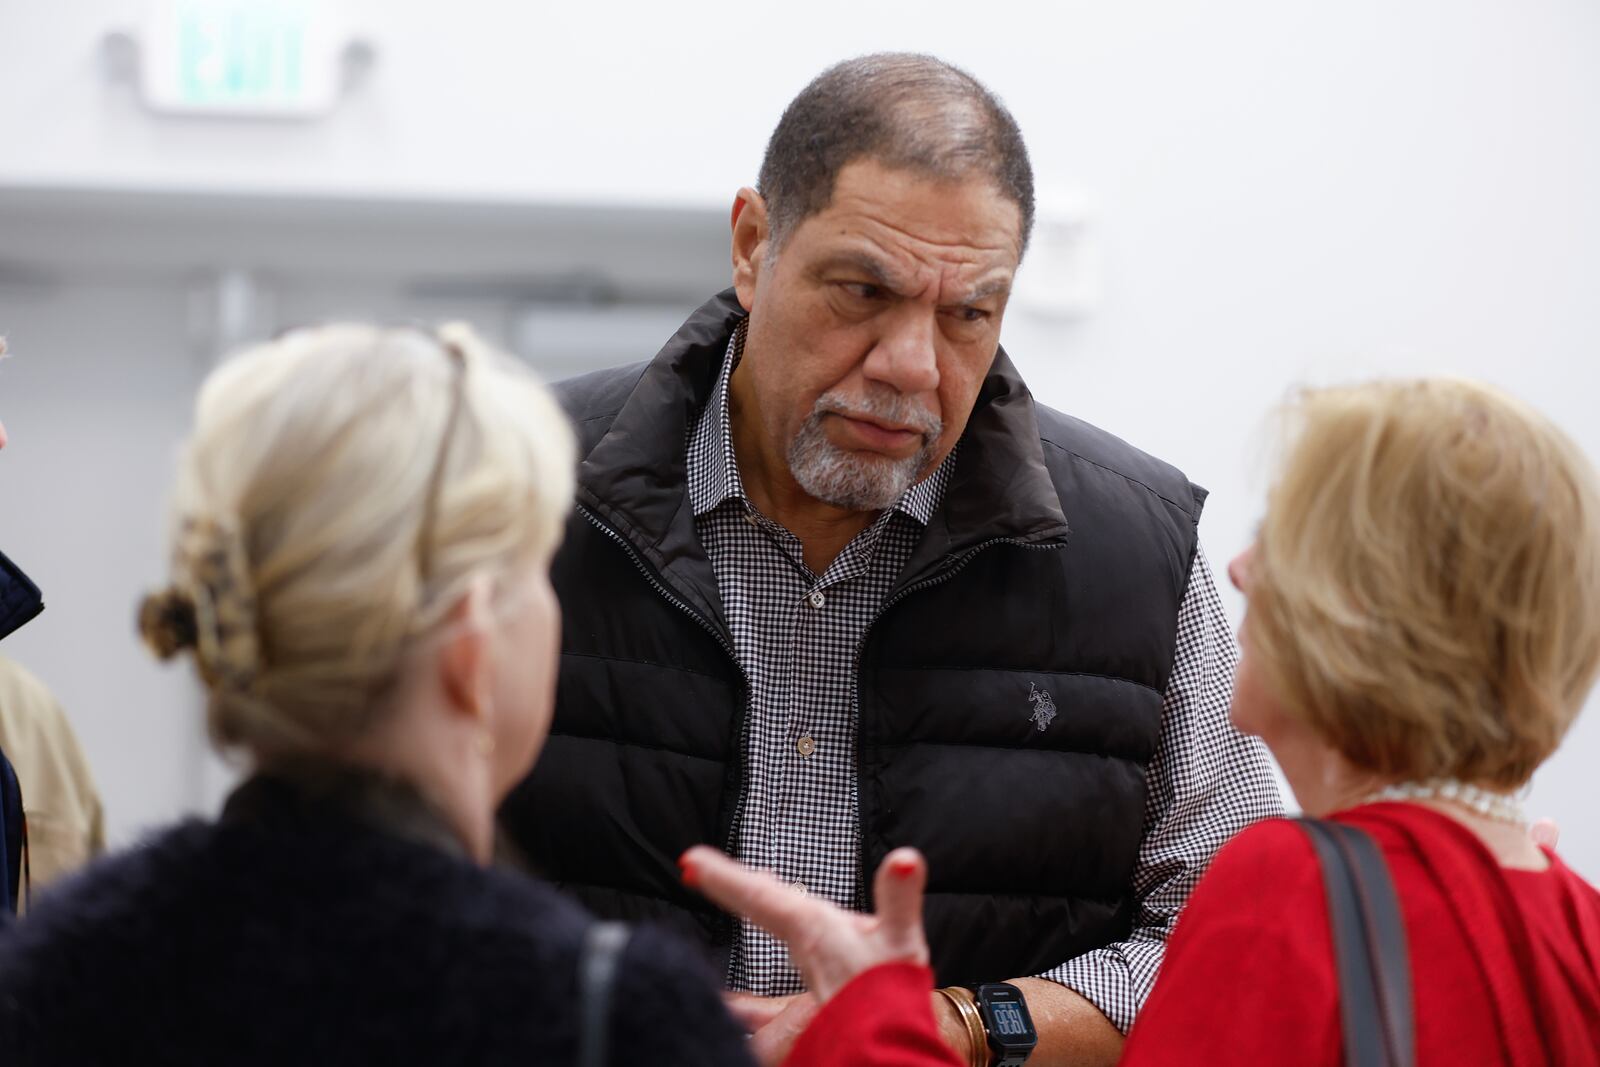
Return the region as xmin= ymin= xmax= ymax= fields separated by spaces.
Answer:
xmin=813 ymin=389 xmax=942 ymax=440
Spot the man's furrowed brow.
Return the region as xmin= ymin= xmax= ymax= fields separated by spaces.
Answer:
xmin=952 ymin=278 xmax=1012 ymax=306
xmin=816 ymin=253 xmax=909 ymax=293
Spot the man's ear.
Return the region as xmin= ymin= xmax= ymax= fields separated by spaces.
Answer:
xmin=731 ymin=187 xmax=770 ymax=313
xmin=439 ymin=575 xmax=495 ymax=723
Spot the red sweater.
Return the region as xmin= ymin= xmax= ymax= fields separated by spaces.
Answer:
xmin=788 ymin=804 xmax=1600 ymax=1067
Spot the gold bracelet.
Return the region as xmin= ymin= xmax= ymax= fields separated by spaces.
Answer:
xmin=935 ymin=986 xmax=992 ymax=1067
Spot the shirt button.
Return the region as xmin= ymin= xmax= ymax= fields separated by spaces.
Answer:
xmin=796 ymin=734 xmax=816 ymax=758
xmin=791 ymin=881 xmax=808 ymax=895
xmin=743 ymin=510 xmax=760 ymax=527
xmin=806 ymin=590 xmax=825 ymax=609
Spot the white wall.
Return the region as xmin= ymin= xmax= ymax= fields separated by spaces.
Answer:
xmin=2 ymin=1 xmax=1597 ymax=875
xmin=0 ymin=281 xmax=208 ymax=832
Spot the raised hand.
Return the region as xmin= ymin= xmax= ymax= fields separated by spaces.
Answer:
xmin=680 ymin=845 xmax=931 ymax=1004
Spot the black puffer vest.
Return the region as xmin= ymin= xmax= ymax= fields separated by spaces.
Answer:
xmin=502 ymin=290 xmax=1204 ymax=984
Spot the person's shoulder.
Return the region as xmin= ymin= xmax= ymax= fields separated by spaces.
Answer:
xmin=1126 ymin=818 xmax=1341 ymax=1066
xmin=1554 ymin=856 xmax=1600 ymax=895
xmin=1154 ymin=819 xmax=1333 ymax=985
xmin=1029 ymin=399 xmax=1204 ymax=519
xmin=551 ymin=362 xmax=651 ymax=430
xmin=335 ymin=839 xmax=596 ymax=972
xmin=470 ymin=862 xmax=596 ymax=944
xmin=26 ymin=818 xmax=214 ymax=906
xmin=0 ymin=656 xmax=75 ymax=799
xmin=0 ymin=655 xmax=54 ymax=707
xmin=549 ymin=290 xmax=746 ymax=430
xmin=0 ymin=654 xmax=99 ymax=839
xmin=0 ymin=655 xmax=67 ymax=740
xmin=1189 ymin=817 xmax=1323 ymax=908
xmin=0 ymin=819 xmax=215 ymax=970
xmin=1536 ymin=850 xmax=1600 ymax=910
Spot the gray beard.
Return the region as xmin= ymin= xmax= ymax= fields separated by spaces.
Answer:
xmin=786 ymin=388 xmax=942 ymax=512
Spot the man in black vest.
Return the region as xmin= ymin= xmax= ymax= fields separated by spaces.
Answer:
xmin=502 ymin=54 xmax=1281 ymax=1065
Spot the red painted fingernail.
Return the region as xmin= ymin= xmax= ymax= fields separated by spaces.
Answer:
xmin=890 ymin=857 xmax=917 ymax=878
xmin=678 ymin=853 xmax=700 ymax=888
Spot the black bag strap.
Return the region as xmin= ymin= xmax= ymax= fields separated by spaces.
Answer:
xmin=0 ymin=747 xmax=22 ymax=918
xmin=576 ymin=920 xmax=632 ymax=1067
xmin=1298 ymin=819 xmax=1415 ymax=1067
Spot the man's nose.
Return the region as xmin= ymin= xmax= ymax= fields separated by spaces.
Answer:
xmin=862 ymin=308 xmax=940 ymax=397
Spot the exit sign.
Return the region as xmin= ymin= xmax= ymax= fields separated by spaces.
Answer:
xmin=140 ymin=0 xmax=349 ymax=117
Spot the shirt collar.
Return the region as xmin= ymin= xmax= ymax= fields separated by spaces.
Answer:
xmin=686 ymin=319 xmax=955 ymax=525
xmin=686 ymin=320 xmax=748 ymax=517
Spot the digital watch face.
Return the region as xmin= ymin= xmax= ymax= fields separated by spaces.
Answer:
xmin=976 ymin=982 xmax=1038 ymax=1060
xmin=990 ymin=999 xmax=1029 ymax=1037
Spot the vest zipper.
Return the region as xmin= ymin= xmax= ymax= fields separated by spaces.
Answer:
xmin=577 ymin=504 xmax=742 ymax=666
xmin=575 ymin=504 xmax=752 ymax=960
xmin=853 ymin=536 xmax=1067 ymax=909
xmin=579 ymin=507 xmax=1065 ymax=966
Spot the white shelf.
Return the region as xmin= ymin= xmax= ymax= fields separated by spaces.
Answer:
xmin=0 ymin=184 xmax=730 ymax=304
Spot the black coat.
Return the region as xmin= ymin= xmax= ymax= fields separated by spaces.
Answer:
xmin=503 ymin=290 xmax=1204 ymax=985
xmin=0 ymin=765 xmax=752 ymax=1066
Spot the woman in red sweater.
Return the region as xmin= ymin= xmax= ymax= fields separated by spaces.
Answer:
xmin=684 ymin=378 xmax=1600 ymax=1066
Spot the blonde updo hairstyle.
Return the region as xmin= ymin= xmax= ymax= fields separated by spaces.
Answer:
xmin=139 ymin=323 xmax=575 ymax=757
xmin=1248 ymin=379 xmax=1600 ymax=790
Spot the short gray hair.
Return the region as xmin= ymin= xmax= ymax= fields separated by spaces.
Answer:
xmin=756 ymin=53 xmax=1035 ymax=256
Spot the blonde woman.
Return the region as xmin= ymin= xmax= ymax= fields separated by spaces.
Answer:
xmin=683 ymin=378 xmax=1600 ymax=1066
xmin=0 ymin=325 xmax=752 ymax=1065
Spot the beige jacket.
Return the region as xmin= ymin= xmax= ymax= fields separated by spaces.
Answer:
xmin=0 ymin=655 xmax=105 ymax=898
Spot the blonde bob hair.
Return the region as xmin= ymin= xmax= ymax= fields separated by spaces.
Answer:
xmin=139 ymin=323 xmax=575 ymax=756
xmin=1248 ymin=378 xmax=1600 ymax=789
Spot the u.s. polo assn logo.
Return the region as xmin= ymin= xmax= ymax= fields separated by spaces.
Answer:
xmin=1027 ymin=683 xmax=1057 ymax=731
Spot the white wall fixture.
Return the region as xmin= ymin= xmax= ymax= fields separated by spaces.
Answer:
xmin=187 ymin=268 xmax=277 ymax=365
xmin=103 ymin=0 xmax=371 ymax=119
xmin=1010 ymin=187 xmax=1099 ymax=320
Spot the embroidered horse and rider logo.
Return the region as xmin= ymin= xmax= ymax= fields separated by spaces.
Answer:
xmin=1027 ymin=683 xmax=1057 ymax=732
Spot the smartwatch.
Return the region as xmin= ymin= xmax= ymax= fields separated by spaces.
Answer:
xmin=969 ymin=982 xmax=1038 ymax=1066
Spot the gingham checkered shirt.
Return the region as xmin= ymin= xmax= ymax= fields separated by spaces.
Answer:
xmin=689 ymin=322 xmax=1282 ymax=1031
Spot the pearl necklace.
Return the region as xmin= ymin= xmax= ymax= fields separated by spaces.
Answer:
xmin=1362 ymin=779 xmax=1528 ymax=826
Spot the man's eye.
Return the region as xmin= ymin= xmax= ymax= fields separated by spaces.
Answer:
xmin=842 ymin=282 xmax=883 ymax=301
xmin=949 ymin=306 xmax=989 ymax=324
